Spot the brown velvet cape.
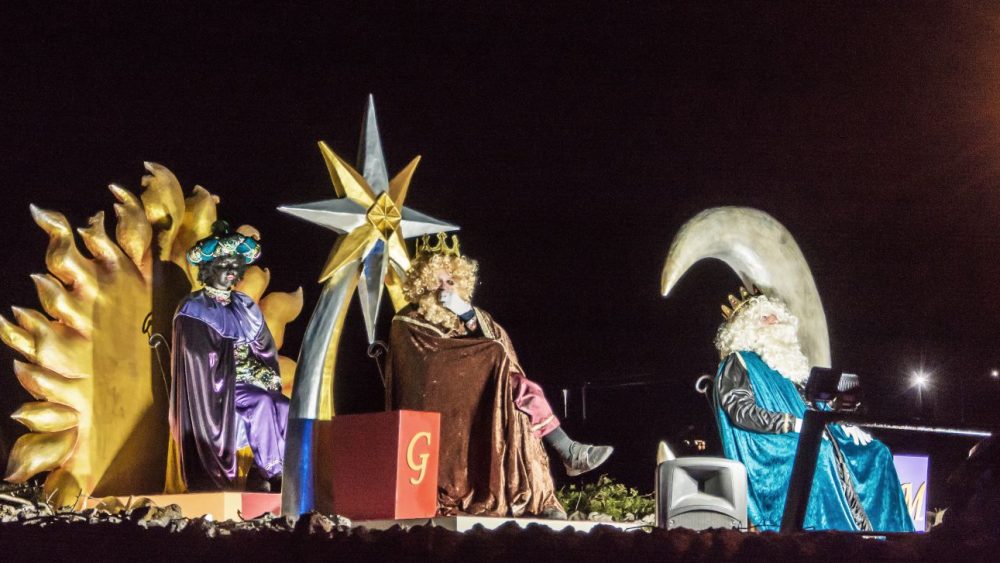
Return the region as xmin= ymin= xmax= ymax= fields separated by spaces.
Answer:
xmin=385 ymin=307 xmax=562 ymax=517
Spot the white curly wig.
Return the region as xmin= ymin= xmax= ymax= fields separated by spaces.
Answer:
xmin=714 ymin=294 xmax=812 ymax=384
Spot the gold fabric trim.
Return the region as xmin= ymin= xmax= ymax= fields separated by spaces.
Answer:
xmin=531 ymin=415 xmax=556 ymax=432
xmin=475 ymin=308 xmax=495 ymax=340
xmin=163 ymin=438 xmax=187 ymax=494
xmin=235 ymin=446 xmax=254 ymax=490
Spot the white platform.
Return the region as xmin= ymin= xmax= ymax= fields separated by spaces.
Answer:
xmin=353 ymin=515 xmax=645 ymax=533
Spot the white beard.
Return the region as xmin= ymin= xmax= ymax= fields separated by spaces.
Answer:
xmin=754 ymin=323 xmax=811 ymax=385
xmin=715 ymin=295 xmax=813 ymax=385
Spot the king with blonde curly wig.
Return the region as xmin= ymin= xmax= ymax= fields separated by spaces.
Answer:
xmin=386 ymin=239 xmax=614 ymax=519
xmin=402 ymin=253 xmax=479 ymax=335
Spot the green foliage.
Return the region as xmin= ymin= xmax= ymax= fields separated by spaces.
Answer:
xmin=556 ymin=474 xmax=655 ymax=522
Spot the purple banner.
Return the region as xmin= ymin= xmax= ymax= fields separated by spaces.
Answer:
xmin=893 ymin=454 xmax=929 ymax=532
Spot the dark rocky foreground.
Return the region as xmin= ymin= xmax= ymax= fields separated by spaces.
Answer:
xmin=0 ymin=509 xmax=998 ymax=562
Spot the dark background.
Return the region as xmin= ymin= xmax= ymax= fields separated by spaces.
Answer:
xmin=2 ymin=2 xmax=998 ymax=507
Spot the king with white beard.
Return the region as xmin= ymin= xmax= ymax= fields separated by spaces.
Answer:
xmin=712 ymin=288 xmax=914 ymax=532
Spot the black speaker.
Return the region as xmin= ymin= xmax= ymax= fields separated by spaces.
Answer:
xmin=655 ymin=457 xmax=748 ymax=530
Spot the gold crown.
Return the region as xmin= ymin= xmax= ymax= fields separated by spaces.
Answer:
xmin=720 ymin=285 xmax=762 ymax=321
xmin=415 ymin=232 xmax=461 ymax=257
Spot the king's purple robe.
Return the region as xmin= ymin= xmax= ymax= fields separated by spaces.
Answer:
xmin=168 ymin=290 xmax=288 ymax=491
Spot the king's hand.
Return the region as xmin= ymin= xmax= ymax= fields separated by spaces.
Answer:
xmin=841 ymin=425 xmax=873 ymax=446
xmin=439 ymin=291 xmax=473 ymax=317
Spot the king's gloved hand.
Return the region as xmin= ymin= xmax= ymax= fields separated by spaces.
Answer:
xmin=439 ymin=291 xmax=473 ymax=318
xmin=841 ymin=425 xmax=873 ymax=446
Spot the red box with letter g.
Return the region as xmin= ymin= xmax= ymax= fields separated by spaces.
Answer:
xmin=317 ymin=410 xmax=440 ymax=520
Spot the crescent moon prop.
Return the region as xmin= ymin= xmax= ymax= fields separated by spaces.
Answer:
xmin=660 ymin=206 xmax=830 ymax=368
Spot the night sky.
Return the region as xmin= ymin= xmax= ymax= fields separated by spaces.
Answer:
xmin=2 ymin=3 xmax=999 ymax=500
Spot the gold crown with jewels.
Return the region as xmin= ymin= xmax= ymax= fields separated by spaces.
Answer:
xmin=415 ymin=232 xmax=461 ymax=257
xmin=720 ymin=285 xmax=762 ymax=321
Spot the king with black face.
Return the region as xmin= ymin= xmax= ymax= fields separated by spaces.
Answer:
xmin=200 ymin=255 xmax=246 ymax=291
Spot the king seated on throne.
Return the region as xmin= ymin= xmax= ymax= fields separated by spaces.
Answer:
xmin=166 ymin=221 xmax=288 ymax=493
xmin=713 ymin=287 xmax=914 ymax=532
xmin=386 ymin=234 xmax=614 ymax=519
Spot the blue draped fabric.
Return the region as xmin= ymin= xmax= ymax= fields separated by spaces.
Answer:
xmin=714 ymin=351 xmax=914 ymax=532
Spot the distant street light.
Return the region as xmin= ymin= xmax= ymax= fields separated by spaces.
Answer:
xmin=910 ymin=370 xmax=931 ymax=414
xmin=993 ymin=369 xmax=1000 ymax=414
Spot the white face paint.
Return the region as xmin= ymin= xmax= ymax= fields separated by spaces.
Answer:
xmin=434 ymin=269 xmax=457 ymax=302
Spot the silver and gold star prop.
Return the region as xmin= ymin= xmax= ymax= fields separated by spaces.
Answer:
xmin=278 ymin=96 xmax=457 ymax=516
xmin=278 ymin=97 xmax=457 ymax=342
